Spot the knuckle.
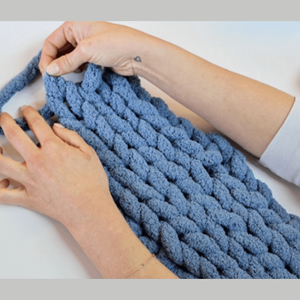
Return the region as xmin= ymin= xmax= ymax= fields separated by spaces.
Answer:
xmin=27 ymin=115 xmax=41 ymax=125
xmin=30 ymin=155 xmax=45 ymax=171
xmin=64 ymin=21 xmax=75 ymax=34
xmin=5 ymin=126 xmax=19 ymax=141
xmin=64 ymin=21 xmax=73 ymax=28
xmin=62 ymin=53 xmax=73 ymax=69
xmin=26 ymin=151 xmax=41 ymax=165
xmin=77 ymin=42 xmax=89 ymax=60
xmin=43 ymin=37 xmax=52 ymax=51
xmin=43 ymin=138 xmax=59 ymax=151
xmin=28 ymin=115 xmax=42 ymax=127
xmin=64 ymin=21 xmax=71 ymax=28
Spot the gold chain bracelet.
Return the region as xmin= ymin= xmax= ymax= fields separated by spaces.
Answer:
xmin=123 ymin=253 xmax=156 ymax=279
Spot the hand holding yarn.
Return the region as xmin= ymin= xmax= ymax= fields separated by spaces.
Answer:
xmin=0 ymin=106 xmax=116 ymax=230
xmin=39 ymin=21 xmax=148 ymax=77
xmin=1 ymin=22 xmax=299 ymax=279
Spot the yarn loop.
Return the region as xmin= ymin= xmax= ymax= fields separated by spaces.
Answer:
xmin=1 ymin=51 xmax=300 ymax=279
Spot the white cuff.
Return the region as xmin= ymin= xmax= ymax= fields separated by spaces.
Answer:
xmin=259 ymin=97 xmax=300 ymax=187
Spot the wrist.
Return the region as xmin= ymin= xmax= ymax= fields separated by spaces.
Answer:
xmin=65 ymin=194 xmax=153 ymax=278
xmin=132 ymin=33 xmax=172 ymax=84
xmin=65 ymin=193 xmax=118 ymax=237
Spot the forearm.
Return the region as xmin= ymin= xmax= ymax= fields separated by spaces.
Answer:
xmin=66 ymin=196 xmax=178 ymax=279
xmin=134 ymin=35 xmax=295 ymax=158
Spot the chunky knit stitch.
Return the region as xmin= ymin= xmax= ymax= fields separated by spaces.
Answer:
xmin=1 ymin=51 xmax=300 ymax=279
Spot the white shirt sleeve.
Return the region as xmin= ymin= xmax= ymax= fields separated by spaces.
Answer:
xmin=259 ymin=97 xmax=300 ymax=187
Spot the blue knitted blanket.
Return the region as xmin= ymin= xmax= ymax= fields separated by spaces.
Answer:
xmin=1 ymin=52 xmax=300 ymax=279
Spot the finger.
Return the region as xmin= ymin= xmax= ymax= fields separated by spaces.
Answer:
xmin=57 ymin=42 xmax=75 ymax=57
xmin=39 ymin=21 xmax=78 ymax=75
xmin=0 ymin=186 xmax=28 ymax=207
xmin=0 ymin=178 xmax=9 ymax=188
xmin=73 ymin=62 xmax=88 ymax=74
xmin=52 ymin=123 xmax=92 ymax=154
xmin=0 ymin=153 xmax=27 ymax=183
xmin=0 ymin=112 xmax=39 ymax=162
xmin=20 ymin=106 xmax=60 ymax=148
xmin=45 ymin=43 xmax=89 ymax=76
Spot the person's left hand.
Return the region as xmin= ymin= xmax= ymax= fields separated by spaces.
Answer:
xmin=0 ymin=105 xmax=117 ymax=230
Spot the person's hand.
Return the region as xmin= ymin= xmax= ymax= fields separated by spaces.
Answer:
xmin=0 ymin=106 xmax=179 ymax=279
xmin=39 ymin=21 xmax=151 ymax=77
xmin=0 ymin=106 xmax=116 ymax=230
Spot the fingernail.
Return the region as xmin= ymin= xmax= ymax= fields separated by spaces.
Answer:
xmin=19 ymin=105 xmax=28 ymax=115
xmin=46 ymin=63 xmax=60 ymax=75
xmin=54 ymin=123 xmax=64 ymax=128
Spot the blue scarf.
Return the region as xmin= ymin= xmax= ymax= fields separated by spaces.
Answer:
xmin=1 ymin=51 xmax=300 ymax=279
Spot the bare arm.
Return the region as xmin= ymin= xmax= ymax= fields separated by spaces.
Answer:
xmin=132 ymin=36 xmax=295 ymax=158
xmin=41 ymin=21 xmax=295 ymax=159
xmin=30 ymin=21 xmax=295 ymax=278
xmin=0 ymin=107 xmax=178 ymax=279
xmin=67 ymin=195 xmax=178 ymax=279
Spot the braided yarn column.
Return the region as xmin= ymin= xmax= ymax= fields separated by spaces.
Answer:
xmin=1 ymin=53 xmax=300 ymax=278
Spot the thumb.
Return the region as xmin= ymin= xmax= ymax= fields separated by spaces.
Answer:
xmin=52 ymin=123 xmax=92 ymax=154
xmin=45 ymin=46 xmax=88 ymax=76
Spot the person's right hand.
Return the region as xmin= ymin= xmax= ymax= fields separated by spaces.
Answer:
xmin=39 ymin=21 xmax=151 ymax=77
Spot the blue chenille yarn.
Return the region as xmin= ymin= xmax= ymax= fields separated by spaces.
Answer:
xmin=1 ymin=51 xmax=300 ymax=279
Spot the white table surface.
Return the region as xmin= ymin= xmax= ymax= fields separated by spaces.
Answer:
xmin=0 ymin=21 xmax=300 ymax=278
